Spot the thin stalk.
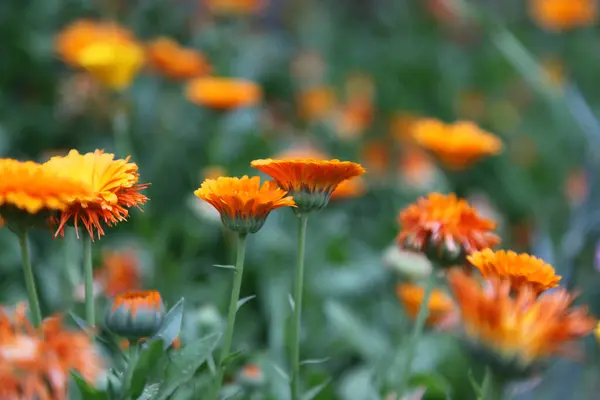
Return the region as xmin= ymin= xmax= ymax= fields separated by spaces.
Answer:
xmin=290 ymin=213 xmax=309 ymax=400
xmin=481 ymin=367 xmax=504 ymax=400
xmin=18 ymin=231 xmax=43 ymax=328
xmin=212 ymin=233 xmax=248 ymax=400
xmin=396 ymin=272 xmax=436 ymax=396
xmin=83 ymin=236 xmax=95 ymax=333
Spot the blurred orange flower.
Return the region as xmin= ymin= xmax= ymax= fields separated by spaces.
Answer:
xmin=195 ymin=176 xmax=295 ymax=234
xmin=397 ymin=193 xmax=500 ymax=256
xmin=202 ymin=165 xmax=228 ymax=180
xmin=205 ymin=0 xmax=266 ymax=14
xmin=413 ymin=119 xmax=502 ymax=169
xmin=55 ymin=20 xmax=144 ymax=90
xmin=396 ymin=283 xmax=454 ymax=326
xmin=44 ymin=150 xmax=149 ymax=240
xmin=448 ymin=270 xmax=596 ymax=365
xmin=186 ymin=77 xmax=261 ymax=109
xmin=329 ymin=178 xmax=366 ymax=200
xmin=389 ymin=112 xmax=419 ymax=142
xmin=468 ymin=249 xmax=561 ymax=295
xmin=360 ymin=141 xmax=391 ymax=177
xmin=297 ymin=86 xmax=337 ymax=121
xmin=95 ymin=249 xmax=141 ymax=296
xmin=147 ymin=38 xmax=211 ymax=80
xmin=0 ymin=305 xmax=102 ymax=400
xmin=565 ymin=168 xmax=588 ymax=206
xmin=399 ymin=146 xmax=437 ymax=189
xmin=530 ymin=0 xmax=597 ymax=31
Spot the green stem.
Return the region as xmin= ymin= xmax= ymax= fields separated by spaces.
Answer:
xmin=18 ymin=231 xmax=43 ymax=328
xmin=83 ymin=236 xmax=95 ymax=333
xmin=122 ymin=341 xmax=139 ymax=398
xmin=213 ymin=233 xmax=248 ymax=400
xmin=481 ymin=367 xmax=504 ymax=400
xmin=396 ymin=272 xmax=436 ymax=396
xmin=290 ymin=213 xmax=309 ymax=400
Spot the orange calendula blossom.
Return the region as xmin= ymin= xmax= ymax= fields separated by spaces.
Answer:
xmin=397 ymin=193 xmax=499 ymax=264
xmin=194 ymin=175 xmax=295 ymax=234
xmin=95 ymin=249 xmax=141 ymax=296
xmin=251 ymin=158 xmax=366 ymax=213
xmin=396 ymin=283 xmax=454 ymax=326
xmin=529 ymin=0 xmax=597 ymax=31
xmin=44 ymin=149 xmax=149 ymax=240
xmin=297 ymin=86 xmax=337 ymax=121
xmin=468 ymin=249 xmax=561 ymax=295
xmin=185 ymin=77 xmax=261 ymax=109
xmin=0 ymin=304 xmax=102 ymax=400
xmin=106 ymin=290 xmax=165 ymax=340
xmin=448 ymin=270 xmax=596 ymax=366
xmin=413 ymin=118 xmax=503 ymax=169
xmin=147 ymin=37 xmax=211 ymax=80
xmin=55 ymin=19 xmax=144 ymax=91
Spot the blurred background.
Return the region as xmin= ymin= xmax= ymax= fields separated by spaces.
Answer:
xmin=1 ymin=0 xmax=599 ymax=398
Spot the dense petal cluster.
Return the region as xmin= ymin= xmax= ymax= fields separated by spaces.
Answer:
xmin=397 ymin=193 xmax=499 ymax=257
xmin=55 ymin=19 xmax=144 ymax=90
xmin=412 ymin=119 xmax=502 ymax=169
xmin=396 ymin=283 xmax=454 ymax=326
xmin=0 ymin=305 xmax=102 ymax=400
xmin=529 ymin=0 xmax=596 ymax=31
xmin=468 ymin=249 xmax=561 ymax=295
xmin=44 ymin=150 xmax=149 ymax=240
xmin=195 ymin=176 xmax=295 ymax=234
xmin=251 ymin=158 xmax=366 ymax=212
xmin=448 ymin=270 xmax=596 ymax=365
xmin=147 ymin=38 xmax=211 ymax=80
xmin=185 ymin=77 xmax=261 ymax=109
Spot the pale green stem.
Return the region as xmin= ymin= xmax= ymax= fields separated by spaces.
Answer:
xmin=18 ymin=231 xmax=43 ymax=329
xmin=396 ymin=272 xmax=436 ymax=396
xmin=83 ymin=236 xmax=95 ymax=333
xmin=212 ymin=233 xmax=247 ymax=400
xmin=290 ymin=214 xmax=308 ymax=400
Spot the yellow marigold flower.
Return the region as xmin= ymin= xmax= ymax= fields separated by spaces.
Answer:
xmin=448 ymin=270 xmax=596 ymax=366
xmin=0 ymin=304 xmax=102 ymax=399
xmin=55 ymin=19 xmax=144 ymax=91
xmin=205 ymin=0 xmax=266 ymax=14
xmin=95 ymin=249 xmax=141 ymax=297
xmin=297 ymin=86 xmax=337 ymax=121
xmin=396 ymin=283 xmax=454 ymax=326
xmin=44 ymin=149 xmax=149 ymax=240
xmin=185 ymin=77 xmax=261 ymax=109
xmin=251 ymin=159 xmax=366 ymax=213
xmin=413 ymin=119 xmax=503 ymax=169
xmin=397 ymin=193 xmax=499 ymax=264
xmin=0 ymin=159 xmax=94 ymax=225
xmin=147 ymin=37 xmax=211 ymax=80
xmin=529 ymin=0 xmax=597 ymax=31
xmin=468 ymin=249 xmax=561 ymax=295
xmin=195 ymin=176 xmax=295 ymax=234
xmin=106 ymin=291 xmax=165 ymax=340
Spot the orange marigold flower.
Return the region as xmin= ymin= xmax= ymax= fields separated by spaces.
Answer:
xmin=397 ymin=193 xmax=499 ymax=261
xmin=55 ymin=19 xmax=144 ymax=90
xmin=529 ymin=0 xmax=596 ymax=31
xmin=251 ymin=159 xmax=366 ymax=213
xmin=396 ymin=283 xmax=454 ymax=326
xmin=44 ymin=149 xmax=149 ymax=240
xmin=205 ymin=0 xmax=266 ymax=14
xmin=106 ymin=291 xmax=165 ymax=339
xmin=448 ymin=270 xmax=596 ymax=365
xmin=147 ymin=37 xmax=211 ymax=80
xmin=297 ymin=86 xmax=337 ymax=121
xmin=194 ymin=175 xmax=295 ymax=234
xmin=0 ymin=159 xmax=94 ymax=220
xmin=185 ymin=77 xmax=261 ymax=109
xmin=467 ymin=249 xmax=561 ymax=295
xmin=413 ymin=119 xmax=503 ymax=169
xmin=329 ymin=178 xmax=366 ymax=200
xmin=0 ymin=305 xmax=102 ymax=399
xmin=95 ymin=249 xmax=141 ymax=296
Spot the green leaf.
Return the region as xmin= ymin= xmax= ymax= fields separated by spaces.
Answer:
xmin=71 ymin=372 xmax=109 ymax=400
xmin=152 ymin=298 xmax=184 ymax=350
xmin=408 ymin=373 xmax=452 ymax=399
xmin=300 ymin=357 xmax=330 ymax=366
xmin=236 ymin=295 xmax=255 ymax=311
xmin=222 ymin=349 xmax=243 ymax=366
xmin=301 ymin=379 xmax=331 ymax=400
xmin=154 ymin=333 xmax=221 ymax=400
xmin=271 ymin=363 xmax=290 ymax=382
xmin=214 ymin=264 xmax=236 ymax=270
xmin=69 ymin=312 xmax=90 ymax=331
xmin=137 ymin=383 xmax=160 ymax=400
xmin=468 ymin=369 xmax=482 ymax=398
xmin=129 ymin=339 xmax=166 ymax=398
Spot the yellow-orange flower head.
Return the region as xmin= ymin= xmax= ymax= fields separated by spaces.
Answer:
xmin=185 ymin=77 xmax=261 ymax=109
xmin=468 ymin=249 xmax=561 ymax=295
xmin=55 ymin=19 xmax=144 ymax=90
xmin=397 ymin=193 xmax=499 ymax=264
xmin=448 ymin=270 xmax=596 ymax=367
xmin=529 ymin=0 xmax=597 ymax=32
xmin=44 ymin=149 xmax=149 ymax=240
xmin=396 ymin=283 xmax=454 ymax=326
xmin=147 ymin=37 xmax=211 ymax=80
xmin=413 ymin=119 xmax=503 ymax=169
xmin=251 ymin=159 xmax=366 ymax=213
xmin=194 ymin=175 xmax=295 ymax=234
xmin=0 ymin=305 xmax=102 ymax=399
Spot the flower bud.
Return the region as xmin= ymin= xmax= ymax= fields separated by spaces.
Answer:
xmin=105 ymin=291 xmax=165 ymax=340
xmin=237 ymin=364 xmax=265 ymax=389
